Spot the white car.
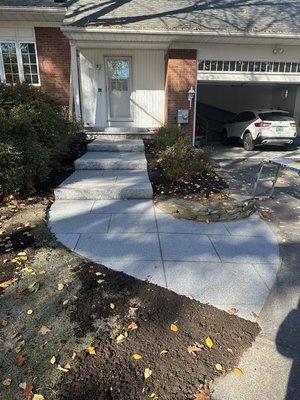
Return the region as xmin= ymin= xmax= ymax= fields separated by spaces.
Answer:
xmin=222 ymin=109 xmax=297 ymax=151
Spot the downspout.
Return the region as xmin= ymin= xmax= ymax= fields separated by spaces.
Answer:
xmin=192 ymin=51 xmax=198 ymax=146
xmin=70 ymin=41 xmax=82 ymax=121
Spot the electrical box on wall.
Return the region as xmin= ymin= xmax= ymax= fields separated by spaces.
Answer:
xmin=178 ymin=109 xmax=189 ymax=124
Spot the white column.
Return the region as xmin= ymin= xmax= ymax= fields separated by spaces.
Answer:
xmin=293 ymin=86 xmax=300 ymax=136
xmin=70 ymin=42 xmax=81 ymax=121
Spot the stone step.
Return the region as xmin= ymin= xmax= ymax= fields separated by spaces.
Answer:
xmin=55 ymin=170 xmax=153 ymax=200
xmin=88 ymin=139 xmax=144 ymax=152
xmin=86 ymin=132 xmax=154 ymax=140
xmin=75 ymin=151 xmax=148 ymax=170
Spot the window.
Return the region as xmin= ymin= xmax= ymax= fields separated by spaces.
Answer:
xmin=198 ymin=59 xmax=300 ymax=74
xmin=0 ymin=41 xmax=39 ymax=85
xmin=235 ymin=112 xmax=255 ymax=122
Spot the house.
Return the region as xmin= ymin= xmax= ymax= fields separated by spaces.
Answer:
xmin=1 ymin=0 xmax=300 ymax=143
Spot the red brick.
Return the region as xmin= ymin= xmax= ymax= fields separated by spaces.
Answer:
xmin=35 ymin=27 xmax=70 ymax=105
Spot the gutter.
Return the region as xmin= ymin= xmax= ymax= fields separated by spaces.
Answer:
xmin=0 ymin=6 xmax=66 ymax=15
xmin=61 ymin=26 xmax=300 ymax=40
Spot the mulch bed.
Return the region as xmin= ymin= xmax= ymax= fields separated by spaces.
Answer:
xmin=144 ymin=140 xmax=229 ymax=202
xmin=58 ymin=262 xmax=260 ymax=400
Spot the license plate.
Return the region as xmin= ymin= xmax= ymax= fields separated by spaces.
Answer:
xmin=276 ymin=126 xmax=284 ymax=133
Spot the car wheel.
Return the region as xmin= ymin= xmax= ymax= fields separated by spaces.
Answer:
xmin=243 ymin=132 xmax=254 ymax=151
xmin=221 ymin=129 xmax=228 ymax=144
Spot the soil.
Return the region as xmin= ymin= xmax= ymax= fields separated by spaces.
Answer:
xmin=58 ymin=263 xmax=260 ymax=400
xmin=144 ymin=140 xmax=229 ymax=202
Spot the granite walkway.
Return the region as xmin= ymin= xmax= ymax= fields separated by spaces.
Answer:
xmin=49 ymin=138 xmax=280 ymax=321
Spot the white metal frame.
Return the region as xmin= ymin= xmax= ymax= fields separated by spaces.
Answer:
xmin=0 ymin=40 xmax=40 ymax=85
xmin=198 ymin=60 xmax=300 ymax=74
xmin=104 ymin=56 xmax=133 ymax=122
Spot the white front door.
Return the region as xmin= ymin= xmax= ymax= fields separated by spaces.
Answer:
xmin=105 ymin=57 xmax=132 ymax=122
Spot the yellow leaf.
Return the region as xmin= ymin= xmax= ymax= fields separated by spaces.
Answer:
xmin=64 ymin=363 xmax=71 ymax=370
xmin=215 ymin=363 xmax=223 ymax=372
xmin=132 ymin=353 xmax=142 ymax=361
xmin=27 ymin=309 xmax=33 ymax=315
xmin=0 ymin=278 xmax=17 ymax=288
xmin=170 ymin=323 xmax=178 ymax=332
xmin=160 ymin=349 xmax=168 ymax=356
xmin=109 ymin=303 xmax=115 ymax=309
xmin=227 ymin=308 xmax=238 ymax=315
xmin=38 ymin=325 xmax=51 ymax=335
xmin=17 ymin=252 xmax=28 ymax=261
xmin=116 ymin=332 xmax=128 ymax=344
xmin=227 ymin=348 xmax=233 ymax=353
xmin=57 ymin=283 xmax=64 ymax=291
xmin=144 ymin=367 xmax=152 ymax=380
xmin=205 ymin=337 xmax=213 ymax=349
xmin=57 ymin=365 xmax=69 ymax=373
xmin=50 ymin=356 xmax=56 ymax=365
xmin=150 ymin=393 xmax=158 ymax=399
xmin=32 ymin=395 xmax=45 ymax=400
xmin=86 ymin=346 xmax=96 ymax=355
xmin=233 ymin=367 xmax=244 ymax=376
xmin=19 ymin=382 xmax=27 ymax=389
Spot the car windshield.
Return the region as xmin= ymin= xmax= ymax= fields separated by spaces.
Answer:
xmin=258 ymin=112 xmax=292 ymax=121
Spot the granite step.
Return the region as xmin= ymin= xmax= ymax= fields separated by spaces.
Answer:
xmin=75 ymin=151 xmax=148 ymax=170
xmin=55 ymin=170 xmax=153 ymax=200
xmin=87 ymin=139 xmax=144 ymax=152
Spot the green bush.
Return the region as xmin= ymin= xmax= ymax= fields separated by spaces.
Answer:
xmin=158 ymin=137 xmax=212 ymax=181
xmin=154 ymin=125 xmax=184 ymax=151
xmin=0 ymin=83 xmax=79 ymax=199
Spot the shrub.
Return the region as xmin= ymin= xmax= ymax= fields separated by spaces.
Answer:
xmin=154 ymin=125 xmax=184 ymax=151
xmin=159 ymin=137 xmax=212 ymax=181
xmin=0 ymin=83 xmax=79 ymax=199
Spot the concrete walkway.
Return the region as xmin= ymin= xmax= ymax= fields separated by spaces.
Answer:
xmin=49 ymin=138 xmax=280 ymax=321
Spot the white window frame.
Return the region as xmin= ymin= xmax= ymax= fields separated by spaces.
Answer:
xmin=0 ymin=40 xmax=40 ymax=86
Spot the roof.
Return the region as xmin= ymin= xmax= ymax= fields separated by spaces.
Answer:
xmin=0 ymin=0 xmax=65 ymax=7
xmin=63 ymin=0 xmax=300 ymax=35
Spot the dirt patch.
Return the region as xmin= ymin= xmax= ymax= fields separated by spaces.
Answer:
xmin=1 ymin=199 xmax=259 ymax=400
xmin=58 ymin=263 xmax=260 ymax=400
xmin=144 ymin=140 xmax=228 ymax=202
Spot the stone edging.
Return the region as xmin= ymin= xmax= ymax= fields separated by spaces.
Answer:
xmin=154 ymin=194 xmax=256 ymax=222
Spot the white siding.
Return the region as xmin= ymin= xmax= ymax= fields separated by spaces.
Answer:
xmin=79 ymin=48 xmax=165 ymax=128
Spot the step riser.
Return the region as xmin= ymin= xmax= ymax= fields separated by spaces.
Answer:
xmin=75 ymin=160 xmax=147 ymax=170
xmin=87 ymin=143 xmax=144 ymax=152
xmin=55 ymin=187 xmax=153 ymax=200
xmin=87 ymin=133 xmax=153 ymax=140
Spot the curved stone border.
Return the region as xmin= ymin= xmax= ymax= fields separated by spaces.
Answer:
xmin=154 ymin=194 xmax=256 ymax=222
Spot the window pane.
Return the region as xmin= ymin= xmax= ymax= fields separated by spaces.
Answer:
xmin=0 ymin=42 xmax=19 ymax=84
xmin=20 ymin=42 xmax=39 ymax=84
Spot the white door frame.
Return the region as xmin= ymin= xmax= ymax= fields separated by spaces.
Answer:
xmin=104 ymin=56 xmax=133 ymax=122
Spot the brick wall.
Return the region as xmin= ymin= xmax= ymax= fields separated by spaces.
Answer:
xmin=35 ymin=27 xmax=70 ymax=105
xmin=165 ymin=49 xmax=197 ymax=142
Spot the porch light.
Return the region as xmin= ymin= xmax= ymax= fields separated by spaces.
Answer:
xmin=188 ymin=86 xmax=195 ymax=109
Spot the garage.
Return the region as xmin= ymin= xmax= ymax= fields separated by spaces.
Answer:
xmin=195 ymin=50 xmax=300 ymax=147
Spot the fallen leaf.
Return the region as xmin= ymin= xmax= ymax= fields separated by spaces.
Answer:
xmin=188 ymin=345 xmax=203 ymax=356
xmin=14 ymin=340 xmax=25 ymax=353
xmin=128 ymin=321 xmax=138 ymax=330
xmin=72 ymin=352 xmax=76 ymax=360
xmin=193 ymin=385 xmax=212 ymax=400
xmin=32 ymin=394 xmax=45 ymax=400
xmin=0 ymin=278 xmax=17 ymax=289
xmin=144 ymin=367 xmax=152 ymax=380
xmin=116 ymin=332 xmax=128 ymax=344
xmin=16 ymin=354 xmax=26 ymax=366
xmin=28 ymin=281 xmax=40 ymax=293
xmin=128 ymin=307 xmax=138 ymax=318
xmin=63 ymin=300 xmax=69 ymax=305
xmin=150 ymin=393 xmax=158 ymax=399
xmin=38 ymin=325 xmax=51 ymax=335
xmin=57 ymin=283 xmax=64 ymax=291
xmin=64 ymin=363 xmax=71 ymax=370
xmin=132 ymin=353 xmax=142 ymax=361
xmin=205 ymin=337 xmax=213 ymax=349
xmin=50 ymin=356 xmax=56 ymax=365
xmin=0 ymin=319 xmax=8 ymax=327
xmin=86 ymin=346 xmax=96 ymax=355
xmin=227 ymin=308 xmax=238 ymax=315
xmin=252 ymin=311 xmax=259 ymax=319
xmin=57 ymin=364 xmax=69 ymax=373
xmin=17 ymin=252 xmax=28 ymax=261
xmin=24 ymin=382 xmax=34 ymax=400
xmin=160 ymin=349 xmax=168 ymax=356
xmin=215 ymin=363 xmax=224 ymax=372
xmin=233 ymin=367 xmax=244 ymax=376
xmin=19 ymin=382 xmax=27 ymax=389
xmin=227 ymin=348 xmax=233 ymax=353
xmin=2 ymin=378 xmax=12 ymax=386
xmin=109 ymin=303 xmax=115 ymax=310
xmin=170 ymin=323 xmax=178 ymax=332
xmin=27 ymin=309 xmax=33 ymax=315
